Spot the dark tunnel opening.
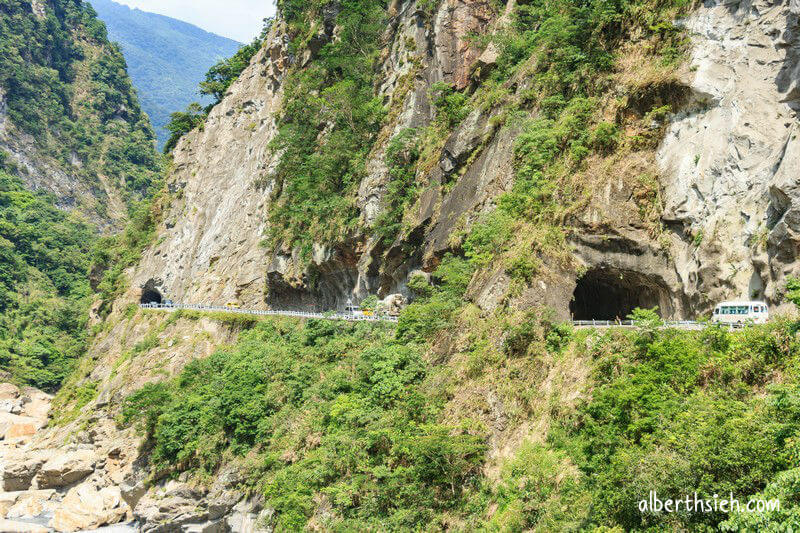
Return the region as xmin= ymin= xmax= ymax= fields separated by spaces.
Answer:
xmin=140 ymin=287 xmax=163 ymax=305
xmin=570 ymin=267 xmax=669 ymax=320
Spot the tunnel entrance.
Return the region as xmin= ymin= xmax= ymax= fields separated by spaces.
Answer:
xmin=140 ymin=279 xmax=163 ymax=305
xmin=140 ymin=288 xmax=162 ymax=305
xmin=570 ymin=267 xmax=669 ymax=320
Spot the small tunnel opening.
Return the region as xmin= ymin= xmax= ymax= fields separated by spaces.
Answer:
xmin=140 ymin=286 xmax=163 ymax=305
xmin=570 ymin=267 xmax=669 ymax=320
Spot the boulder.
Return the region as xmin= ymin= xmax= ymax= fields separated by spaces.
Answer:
xmin=225 ymin=498 xmax=273 ymax=533
xmin=35 ymin=449 xmax=96 ymax=489
xmin=19 ymin=387 xmax=52 ymax=422
xmin=0 ymin=413 xmax=40 ymax=441
xmin=5 ymin=421 xmax=37 ymax=440
xmin=6 ymin=489 xmax=57 ymax=519
xmin=0 ymin=398 xmax=22 ymax=414
xmin=134 ymin=480 xmax=246 ymax=532
xmin=135 ymin=481 xmax=207 ymax=531
xmin=0 ymin=491 xmax=20 ymax=515
xmin=50 ymin=483 xmax=128 ymax=532
xmin=183 ymin=521 xmax=227 ymax=533
xmin=2 ymin=456 xmax=46 ymax=491
xmin=0 ymin=383 xmax=20 ymax=400
xmin=377 ymin=293 xmax=407 ymax=316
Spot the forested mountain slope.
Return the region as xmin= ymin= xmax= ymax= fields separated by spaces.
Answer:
xmin=0 ymin=169 xmax=95 ymax=390
xmin=5 ymin=0 xmax=800 ymax=531
xmin=89 ymin=0 xmax=242 ymax=149
xmin=0 ymin=0 xmax=161 ymax=228
xmin=0 ymin=0 xmax=162 ymax=391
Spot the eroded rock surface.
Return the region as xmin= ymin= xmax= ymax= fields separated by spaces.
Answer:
xmin=657 ymin=0 xmax=800 ymax=311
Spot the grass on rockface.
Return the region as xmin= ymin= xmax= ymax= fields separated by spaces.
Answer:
xmin=265 ymin=0 xmax=388 ymax=260
xmin=369 ymin=0 xmax=692 ymax=295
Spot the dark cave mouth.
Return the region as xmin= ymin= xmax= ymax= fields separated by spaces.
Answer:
xmin=140 ymin=287 xmax=163 ymax=305
xmin=570 ymin=267 xmax=669 ymax=320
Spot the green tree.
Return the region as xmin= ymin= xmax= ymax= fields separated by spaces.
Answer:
xmin=786 ymin=277 xmax=800 ymax=308
xmin=163 ymin=103 xmax=207 ymax=153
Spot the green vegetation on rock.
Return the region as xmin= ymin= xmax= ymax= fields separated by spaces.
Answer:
xmin=265 ymin=0 xmax=386 ymax=257
xmin=122 ymin=318 xmax=487 ymax=530
xmin=454 ymin=0 xmax=691 ymax=277
xmin=91 ymin=192 xmax=162 ymax=317
xmin=0 ymin=0 xmax=162 ymax=207
xmin=0 ymin=170 xmax=96 ymax=390
xmin=0 ymin=0 xmax=165 ymax=389
xmin=120 ymin=306 xmax=800 ymax=530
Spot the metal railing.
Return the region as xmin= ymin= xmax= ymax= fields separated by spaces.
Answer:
xmin=141 ymin=304 xmax=749 ymax=330
xmin=140 ymin=302 xmax=400 ymax=323
xmin=571 ymin=319 xmax=743 ymax=330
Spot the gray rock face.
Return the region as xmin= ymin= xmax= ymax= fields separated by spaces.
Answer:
xmin=35 ymin=449 xmax=96 ymax=489
xmin=132 ymin=22 xmax=289 ymax=311
xmin=130 ymin=0 xmax=800 ymax=321
xmin=132 ymin=478 xmax=270 ymax=533
xmin=658 ymin=0 xmax=800 ymax=310
xmin=2 ymin=457 xmax=44 ymax=491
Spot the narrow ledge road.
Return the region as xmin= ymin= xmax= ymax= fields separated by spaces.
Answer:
xmin=140 ymin=303 xmax=400 ymax=323
xmin=141 ymin=304 xmax=743 ymax=330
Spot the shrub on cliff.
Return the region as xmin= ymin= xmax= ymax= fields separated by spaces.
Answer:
xmin=120 ymin=318 xmax=487 ymax=530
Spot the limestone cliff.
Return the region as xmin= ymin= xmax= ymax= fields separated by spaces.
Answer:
xmin=133 ymin=0 xmax=800 ymax=322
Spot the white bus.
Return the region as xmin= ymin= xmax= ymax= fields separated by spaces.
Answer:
xmin=712 ymin=301 xmax=770 ymax=325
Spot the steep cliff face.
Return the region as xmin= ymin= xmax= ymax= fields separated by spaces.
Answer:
xmin=133 ymin=0 xmax=800 ymax=321
xmin=659 ymin=0 xmax=800 ymax=309
xmin=133 ymin=0 xmax=554 ymax=312
xmin=133 ymin=26 xmax=288 ymax=309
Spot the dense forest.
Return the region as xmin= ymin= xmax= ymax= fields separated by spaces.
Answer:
xmin=0 ymin=169 xmax=95 ymax=390
xmin=0 ymin=0 xmax=161 ymax=203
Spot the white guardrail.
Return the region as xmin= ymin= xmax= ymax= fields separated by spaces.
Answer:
xmin=571 ymin=319 xmax=746 ymax=330
xmin=140 ymin=304 xmax=747 ymax=330
xmin=572 ymin=319 xmax=702 ymax=327
xmin=139 ymin=303 xmax=400 ymax=323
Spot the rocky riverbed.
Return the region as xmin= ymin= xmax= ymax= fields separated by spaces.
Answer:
xmin=0 ymin=383 xmax=136 ymax=532
xmin=0 ymin=379 xmax=273 ymax=532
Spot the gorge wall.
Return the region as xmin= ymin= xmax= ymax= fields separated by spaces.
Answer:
xmin=0 ymin=0 xmax=161 ymax=229
xmin=132 ymin=0 xmax=800 ymax=322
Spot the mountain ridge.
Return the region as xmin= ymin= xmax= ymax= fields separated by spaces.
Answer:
xmin=89 ymin=0 xmax=242 ymax=148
